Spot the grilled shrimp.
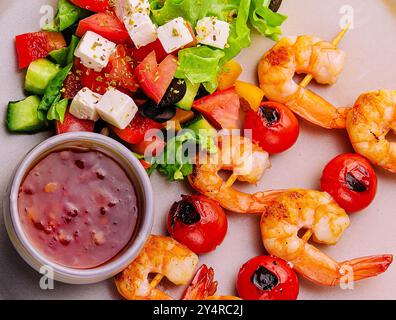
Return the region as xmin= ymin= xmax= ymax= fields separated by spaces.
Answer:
xmin=346 ymin=90 xmax=396 ymax=173
xmin=115 ymin=235 xmax=198 ymax=300
xmin=260 ymin=189 xmax=393 ymax=286
xmin=258 ymin=36 xmax=349 ymax=129
xmin=188 ymin=135 xmax=274 ymax=214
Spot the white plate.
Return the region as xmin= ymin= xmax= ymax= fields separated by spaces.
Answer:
xmin=1 ymin=0 xmax=395 ymax=300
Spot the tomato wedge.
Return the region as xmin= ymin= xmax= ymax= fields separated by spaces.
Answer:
xmin=130 ymin=39 xmax=168 ymax=63
xmin=74 ymin=44 xmax=139 ymax=94
xmin=193 ymin=88 xmax=241 ymax=129
xmin=69 ymin=0 xmax=110 ymax=12
xmin=15 ymin=32 xmax=66 ymax=69
xmin=135 ymin=51 xmax=178 ymax=104
xmin=76 ymin=12 xmax=130 ymax=44
xmin=112 ymin=113 xmax=163 ymax=144
xmin=56 ymin=109 xmax=95 ymax=134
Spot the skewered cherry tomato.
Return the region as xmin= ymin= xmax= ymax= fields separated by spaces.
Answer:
xmin=320 ymin=153 xmax=378 ymax=212
xmin=244 ymin=101 xmax=299 ymax=154
xmin=237 ymin=256 xmax=299 ymax=300
xmin=167 ymin=195 xmax=227 ymax=254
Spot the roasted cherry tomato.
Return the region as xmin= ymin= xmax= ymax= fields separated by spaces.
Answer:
xmin=237 ymin=256 xmax=299 ymax=300
xmin=244 ymin=101 xmax=299 ymax=154
xmin=320 ymin=153 xmax=378 ymax=212
xmin=167 ymin=195 xmax=228 ymax=254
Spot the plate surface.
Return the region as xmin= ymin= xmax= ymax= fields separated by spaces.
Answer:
xmin=1 ymin=0 xmax=395 ymax=300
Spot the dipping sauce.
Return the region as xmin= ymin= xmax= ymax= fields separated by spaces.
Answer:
xmin=18 ymin=149 xmax=139 ymax=269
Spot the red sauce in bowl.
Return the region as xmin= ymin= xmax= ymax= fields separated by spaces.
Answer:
xmin=18 ymin=149 xmax=139 ymax=269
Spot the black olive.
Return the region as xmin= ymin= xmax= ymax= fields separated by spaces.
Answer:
xmin=141 ymin=101 xmax=176 ymax=123
xmin=346 ymin=172 xmax=367 ymax=192
xmin=160 ymin=78 xmax=187 ymax=107
xmin=269 ymin=0 xmax=283 ymax=12
xmin=170 ymin=198 xmax=201 ymax=228
xmin=251 ymin=266 xmax=279 ymax=291
xmin=195 ymin=84 xmax=210 ymax=100
xmin=259 ymin=106 xmax=280 ymax=126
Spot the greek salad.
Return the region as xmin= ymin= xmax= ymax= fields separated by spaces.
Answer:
xmin=7 ymin=0 xmax=286 ymax=180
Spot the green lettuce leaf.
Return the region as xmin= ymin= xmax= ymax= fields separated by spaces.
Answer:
xmin=250 ymin=0 xmax=288 ymax=41
xmin=154 ymin=131 xmax=217 ymax=181
xmin=43 ymin=0 xmax=89 ymax=32
xmin=47 ymin=96 xmax=68 ymax=123
xmin=151 ymin=0 xmax=286 ymax=91
xmin=175 ymin=47 xmax=225 ymax=93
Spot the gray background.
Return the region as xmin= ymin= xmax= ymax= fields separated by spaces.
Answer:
xmin=1 ymin=0 xmax=395 ymax=299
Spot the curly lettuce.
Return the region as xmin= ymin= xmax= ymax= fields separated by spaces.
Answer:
xmin=150 ymin=0 xmax=287 ymax=92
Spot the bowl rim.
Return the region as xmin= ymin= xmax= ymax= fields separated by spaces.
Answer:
xmin=5 ymin=132 xmax=154 ymax=283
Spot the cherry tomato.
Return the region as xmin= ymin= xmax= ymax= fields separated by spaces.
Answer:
xmin=237 ymin=256 xmax=299 ymax=300
xmin=320 ymin=153 xmax=378 ymax=212
xmin=244 ymin=101 xmax=299 ymax=154
xmin=167 ymin=195 xmax=228 ymax=254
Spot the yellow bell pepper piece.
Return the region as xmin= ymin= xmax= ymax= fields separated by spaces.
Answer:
xmin=218 ymin=60 xmax=242 ymax=91
xmin=235 ymin=81 xmax=265 ymax=112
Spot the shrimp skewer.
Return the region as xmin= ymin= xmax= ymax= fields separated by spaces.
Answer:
xmin=260 ymin=189 xmax=393 ymax=286
xmin=258 ymin=35 xmax=349 ymax=129
xmin=115 ymin=235 xmax=198 ymax=300
xmin=224 ymin=26 xmax=351 ymax=191
xmin=346 ymin=90 xmax=396 ymax=173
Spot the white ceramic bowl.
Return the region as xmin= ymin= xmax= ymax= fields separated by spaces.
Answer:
xmin=3 ymin=132 xmax=154 ymax=284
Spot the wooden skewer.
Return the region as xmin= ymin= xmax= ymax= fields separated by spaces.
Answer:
xmin=302 ymin=230 xmax=313 ymax=242
xmin=224 ymin=24 xmax=351 ymax=191
xmin=150 ymin=273 xmax=164 ymax=288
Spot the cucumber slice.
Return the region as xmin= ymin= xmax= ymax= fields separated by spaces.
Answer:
xmin=7 ymin=96 xmax=47 ymax=133
xmin=176 ymin=79 xmax=200 ymax=111
xmin=184 ymin=114 xmax=217 ymax=137
xmin=49 ymin=47 xmax=68 ymax=66
xmin=24 ymin=59 xmax=61 ymax=95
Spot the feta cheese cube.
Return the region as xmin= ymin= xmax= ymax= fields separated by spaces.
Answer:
xmin=96 ymin=88 xmax=138 ymax=129
xmin=196 ymin=17 xmax=230 ymax=49
xmin=124 ymin=13 xmax=157 ymax=48
xmin=69 ymin=87 xmax=102 ymax=121
xmin=74 ymin=31 xmax=116 ymax=72
xmin=157 ymin=17 xmax=194 ymax=53
xmin=115 ymin=0 xmax=150 ymax=20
